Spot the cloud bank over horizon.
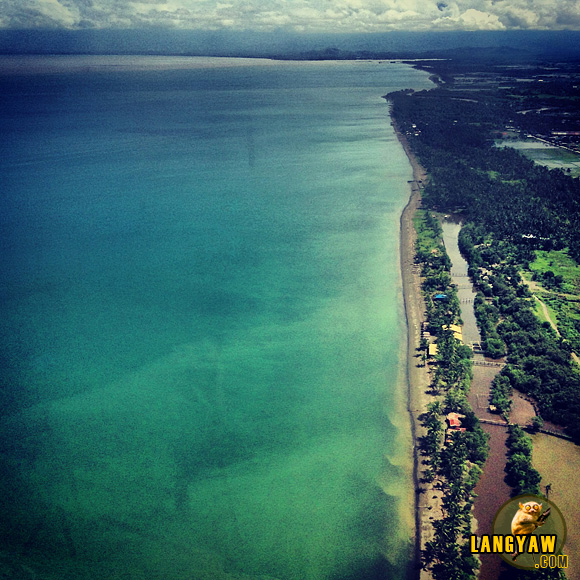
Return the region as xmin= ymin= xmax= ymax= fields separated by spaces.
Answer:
xmin=1 ymin=0 xmax=580 ymax=33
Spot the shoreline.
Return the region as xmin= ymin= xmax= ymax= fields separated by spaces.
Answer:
xmin=393 ymin=118 xmax=433 ymax=579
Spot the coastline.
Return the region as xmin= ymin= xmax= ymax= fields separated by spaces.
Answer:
xmin=393 ymin=118 xmax=433 ymax=579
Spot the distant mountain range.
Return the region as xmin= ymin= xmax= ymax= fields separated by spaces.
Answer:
xmin=1 ymin=29 xmax=579 ymax=61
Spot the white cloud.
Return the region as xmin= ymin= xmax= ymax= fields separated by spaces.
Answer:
xmin=434 ymin=7 xmax=505 ymax=29
xmin=459 ymin=8 xmax=505 ymax=29
xmin=38 ymin=0 xmax=79 ymax=25
xmin=0 ymin=0 xmax=578 ymax=31
xmin=499 ymin=7 xmax=540 ymax=29
xmin=1 ymin=0 xmax=78 ymax=27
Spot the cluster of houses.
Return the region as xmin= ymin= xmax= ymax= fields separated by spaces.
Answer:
xmin=422 ymin=292 xmax=464 ymax=357
xmin=421 ymin=292 xmax=470 ymax=441
xmin=426 ymin=323 xmax=463 ymax=357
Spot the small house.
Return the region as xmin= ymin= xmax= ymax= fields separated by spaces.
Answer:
xmin=446 ymin=324 xmax=463 ymax=343
xmin=446 ymin=412 xmax=465 ymax=431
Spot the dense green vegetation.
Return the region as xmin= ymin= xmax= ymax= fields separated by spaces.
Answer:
xmin=542 ymin=295 xmax=580 ymax=353
xmin=504 ymin=424 xmax=541 ymax=496
xmin=388 ymin=85 xmax=580 ymax=261
xmin=473 ymin=291 xmax=506 ymax=359
xmin=527 ymin=248 xmax=580 ymax=351
xmin=414 ymin=210 xmax=488 ymax=580
xmin=501 ymin=424 xmax=564 ymax=579
xmin=458 ymin=221 xmax=580 ymax=442
xmin=390 ymin=57 xmax=576 ymax=580
xmin=388 ymin=77 xmax=580 ymax=444
xmin=529 ymin=249 xmax=580 ymax=294
xmin=414 ymin=210 xmax=460 ymax=336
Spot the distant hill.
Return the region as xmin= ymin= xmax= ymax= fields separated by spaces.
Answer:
xmin=1 ymin=29 xmax=579 ymax=61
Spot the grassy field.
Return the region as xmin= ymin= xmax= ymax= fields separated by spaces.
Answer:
xmin=532 ymin=434 xmax=580 ymax=580
xmin=413 ymin=209 xmax=444 ymax=254
xmin=532 ymin=296 xmax=549 ymax=324
xmin=544 ymin=295 xmax=580 ymax=352
xmin=525 ymin=249 xmax=580 ymax=351
xmin=529 ymin=249 xmax=580 ymax=294
xmin=523 ymin=250 xmax=580 ymax=352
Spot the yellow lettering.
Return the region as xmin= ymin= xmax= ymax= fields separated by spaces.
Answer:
xmin=480 ymin=535 xmax=491 ymax=553
xmin=540 ymin=535 xmax=557 ymax=554
xmin=493 ymin=535 xmax=503 ymax=553
xmin=504 ymin=536 xmax=513 ymax=553
xmin=558 ymin=555 xmax=569 ymax=568
xmin=528 ymin=535 xmax=539 ymax=553
xmin=515 ymin=535 xmax=527 ymax=553
xmin=470 ymin=535 xmax=479 ymax=553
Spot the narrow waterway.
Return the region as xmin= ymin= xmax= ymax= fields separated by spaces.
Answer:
xmin=440 ymin=217 xmax=579 ymax=579
xmin=441 ymin=218 xmax=510 ymax=580
xmin=440 ymin=218 xmax=534 ymax=580
xmin=441 ymin=217 xmax=540 ymax=420
xmin=440 ymin=218 xmax=480 ymax=346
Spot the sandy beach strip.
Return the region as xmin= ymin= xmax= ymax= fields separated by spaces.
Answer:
xmin=394 ymin=119 xmax=439 ymax=579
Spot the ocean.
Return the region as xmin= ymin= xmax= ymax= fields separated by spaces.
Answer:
xmin=0 ymin=56 xmax=432 ymax=580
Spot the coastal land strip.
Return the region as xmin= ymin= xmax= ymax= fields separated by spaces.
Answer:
xmin=391 ymin=55 xmax=580 ymax=580
xmin=394 ymin=119 xmax=435 ymax=580
xmin=393 ymin=113 xmax=579 ymax=580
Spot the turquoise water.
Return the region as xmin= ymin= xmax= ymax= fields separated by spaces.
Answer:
xmin=0 ymin=57 xmax=432 ymax=580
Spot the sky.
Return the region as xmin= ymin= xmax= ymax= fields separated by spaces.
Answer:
xmin=1 ymin=0 xmax=580 ymax=33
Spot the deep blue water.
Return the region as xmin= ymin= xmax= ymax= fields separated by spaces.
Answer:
xmin=0 ymin=57 xmax=432 ymax=580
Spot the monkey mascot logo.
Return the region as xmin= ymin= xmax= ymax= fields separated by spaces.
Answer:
xmin=470 ymin=494 xmax=567 ymax=570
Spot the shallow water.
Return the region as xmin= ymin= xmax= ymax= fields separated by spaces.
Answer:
xmin=0 ymin=57 xmax=433 ymax=579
